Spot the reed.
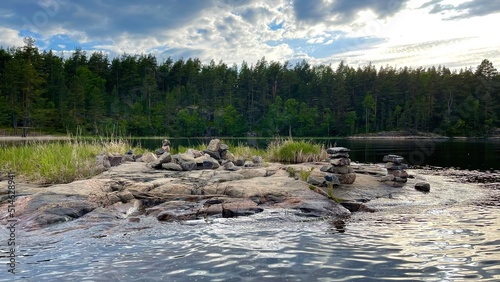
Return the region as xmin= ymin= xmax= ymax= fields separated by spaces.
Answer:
xmin=231 ymin=143 xmax=266 ymax=160
xmin=0 ymin=138 xmax=131 ymax=184
xmin=267 ymin=138 xmax=327 ymax=163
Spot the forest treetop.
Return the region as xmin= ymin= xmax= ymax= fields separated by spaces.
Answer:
xmin=0 ymin=39 xmax=498 ymax=137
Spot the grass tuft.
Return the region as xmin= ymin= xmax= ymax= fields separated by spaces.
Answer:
xmin=299 ymin=168 xmax=313 ymax=181
xmin=0 ymin=138 xmax=131 ymax=184
xmin=267 ymin=138 xmax=327 ymax=163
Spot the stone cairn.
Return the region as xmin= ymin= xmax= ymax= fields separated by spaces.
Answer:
xmin=380 ymin=154 xmax=409 ymax=187
xmin=320 ymin=146 xmax=356 ymax=184
xmin=145 ymin=138 xmax=262 ymax=172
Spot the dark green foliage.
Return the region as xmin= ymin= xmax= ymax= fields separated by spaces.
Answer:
xmin=0 ymin=39 xmax=499 ymax=137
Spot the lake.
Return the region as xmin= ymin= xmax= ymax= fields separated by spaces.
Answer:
xmin=135 ymin=137 xmax=500 ymax=171
xmin=2 ymin=137 xmax=500 ymax=281
xmin=6 ymin=203 xmax=500 ymax=281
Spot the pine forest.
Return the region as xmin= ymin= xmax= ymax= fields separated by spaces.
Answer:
xmin=0 ymin=38 xmax=499 ymax=138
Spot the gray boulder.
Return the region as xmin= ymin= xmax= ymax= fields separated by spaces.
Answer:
xmin=122 ymin=154 xmax=135 ymax=162
xmin=162 ymin=163 xmax=183 ymax=171
xmin=187 ymin=149 xmax=203 ymax=158
xmin=140 ymin=152 xmax=157 ymax=163
xmin=95 ymin=154 xmax=111 ymax=172
xmin=415 ymin=182 xmax=431 ymax=192
xmin=252 ymin=155 xmax=263 ymax=165
xmin=155 ymin=148 xmax=165 ymax=156
xmin=151 ymin=152 xmax=172 ymax=168
xmin=158 ymin=152 xmax=172 ymax=163
xmin=220 ymin=143 xmax=229 ymax=151
xmin=180 ymin=161 xmax=197 ymax=171
xmin=307 ymin=175 xmax=326 ymax=187
xmin=223 ymin=161 xmax=241 ymax=171
xmin=223 ymin=151 xmax=236 ymax=162
xmin=176 ymin=152 xmax=195 ymax=162
xmin=331 ymin=158 xmax=351 ymax=166
xmin=389 ymin=170 xmax=409 ymax=178
xmin=338 ymin=173 xmax=356 ymax=184
xmin=386 ymin=162 xmax=408 ymax=170
xmin=194 ymin=155 xmax=220 ymax=170
xmin=325 ymin=174 xmax=341 ymax=185
xmin=202 ymin=159 xmax=220 ymax=170
xmin=235 ymin=158 xmax=246 ymax=166
xmin=107 ymin=154 xmax=123 ymax=166
xmin=244 ymin=161 xmax=255 ymax=167
xmin=204 ymin=150 xmax=221 ymax=160
xmin=207 ymin=139 xmax=222 ymax=152
xmin=329 ymin=166 xmax=350 ymax=174
xmin=331 ymin=153 xmax=350 ymax=158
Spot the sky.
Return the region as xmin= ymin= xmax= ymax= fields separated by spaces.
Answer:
xmin=0 ymin=0 xmax=499 ymax=70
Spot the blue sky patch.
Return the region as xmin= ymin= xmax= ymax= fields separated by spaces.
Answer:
xmin=268 ymin=20 xmax=283 ymax=30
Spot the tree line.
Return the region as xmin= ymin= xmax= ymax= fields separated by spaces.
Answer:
xmin=0 ymin=38 xmax=499 ymax=137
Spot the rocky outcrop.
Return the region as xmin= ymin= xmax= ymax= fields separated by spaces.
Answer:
xmin=1 ymin=160 xmax=357 ymax=230
xmin=138 ymin=152 xmax=157 ymax=163
xmin=2 ymin=156 xmax=491 ymax=233
xmin=8 ymin=136 xmax=483 ymax=233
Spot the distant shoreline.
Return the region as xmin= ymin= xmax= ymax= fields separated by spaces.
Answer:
xmin=346 ymin=130 xmax=500 ymax=140
xmin=346 ymin=136 xmax=449 ymax=140
xmin=0 ymin=135 xmax=70 ymax=141
xmin=1 ymin=133 xmax=499 ymax=142
xmin=347 ymin=135 xmax=500 ymax=140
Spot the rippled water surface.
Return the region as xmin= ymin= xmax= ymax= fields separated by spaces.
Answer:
xmin=7 ymin=202 xmax=500 ymax=282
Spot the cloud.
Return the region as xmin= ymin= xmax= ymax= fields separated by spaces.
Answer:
xmin=420 ymin=0 xmax=500 ymax=19
xmin=384 ymin=37 xmax=473 ymax=55
xmin=0 ymin=27 xmax=24 ymax=48
xmin=449 ymin=0 xmax=500 ymax=19
xmin=0 ymin=0 xmax=498 ymax=70
xmin=419 ymin=0 xmax=443 ymax=9
xmin=292 ymin=0 xmax=410 ymax=25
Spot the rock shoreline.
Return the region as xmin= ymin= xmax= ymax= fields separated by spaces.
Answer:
xmin=1 ymin=148 xmax=497 ymax=233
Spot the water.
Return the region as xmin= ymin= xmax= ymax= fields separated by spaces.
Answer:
xmin=4 ymin=201 xmax=500 ymax=281
xmin=135 ymin=138 xmax=500 ymax=171
xmin=2 ymin=138 xmax=500 ymax=281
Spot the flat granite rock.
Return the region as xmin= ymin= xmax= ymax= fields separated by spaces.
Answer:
xmin=0 ymin=161 xmax=490 ymax=233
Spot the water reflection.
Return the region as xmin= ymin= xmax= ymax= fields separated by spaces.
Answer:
xmin=134 ymin=138 xmax=500 ymax=170
xmin=8 ymin=204 xmax=499 ymax=281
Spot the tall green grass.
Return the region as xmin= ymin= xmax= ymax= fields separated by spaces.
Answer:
xmin=231 ymin=142 xmax=266 ymax=160
xmin=0 ymin=139 xmax=130 ymax=184
xmin=267 ymin=138 xmax=327 ymax=163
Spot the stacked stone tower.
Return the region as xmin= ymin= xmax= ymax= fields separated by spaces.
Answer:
xmin=321 ymin=147 xmax=356 ymax=184
xmin=380 ymin=154 xmax=409 ymax=187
